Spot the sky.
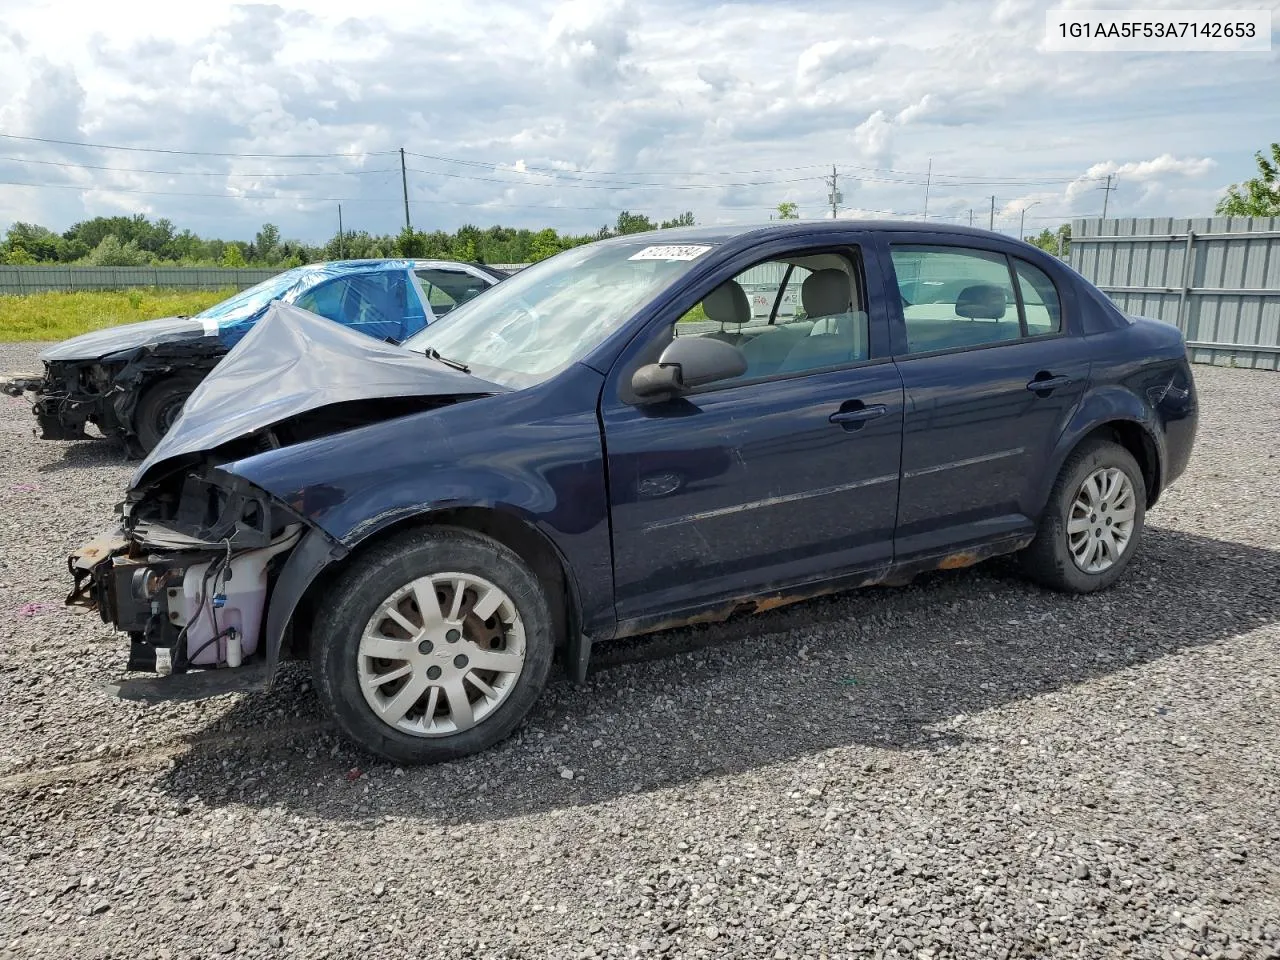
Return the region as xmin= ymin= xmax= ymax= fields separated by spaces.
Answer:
xmin=0 ymin=0 xmax=1276 ymax=243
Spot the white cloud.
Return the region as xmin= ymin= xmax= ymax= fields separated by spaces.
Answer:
xmin=795 ymin=38 xmax=886 ymax=90
xmin=1084 ymin=154 xmax=1217 ymax=182
xmin=0 ymin=0 xmax=1272 ymax=240
xmin=546 ymin=0 xmax=635 ymax=85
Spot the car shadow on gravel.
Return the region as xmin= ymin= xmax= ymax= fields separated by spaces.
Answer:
xmin=154 ymin=525 xmax=1279 ymax=824
xmin=35 ymin=438 xmax=130 ymax=473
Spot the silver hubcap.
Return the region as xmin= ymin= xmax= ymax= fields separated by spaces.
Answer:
xmin=1067 ymin=467 xmax=1137 ymax=574
xmin=357 ymin=572 xmax=526 ymax=738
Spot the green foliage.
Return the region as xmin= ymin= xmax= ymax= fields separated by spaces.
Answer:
xmin=615 ymin=211 xmax=656 ymax=234
xmin=2 ymin=208 xmax=702 ymax=271
xmin=1025 ymin=224 xmax=1071 ymax=256
xmin=776 ymin=202 xmax=799 ymax=220
xmin=2 ymin=245 xmax=36 ymax=265
xmin=86 ymin=235 xmax=152 ymax=266
xmin=220 ymin=243 xmax=247 ymax=268
xmin=0 ymin=288 xmax=232 ymax=341
xmin=253 ymin=223 xmax=281 ymax=264
xmin=1216 ymin=143 xmax=1280 ymax=216
xmin=394 ymin=226 xmax=427 ymax=258
xmin=528 ymin=228 xmax=563 ymax=262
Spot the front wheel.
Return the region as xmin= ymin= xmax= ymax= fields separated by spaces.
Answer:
xmin=310 ymin=526 xmax=554 ymax=764
xmin=1019 ymin=439 xmax=1147 ymax=593
xmin=133 ymin=373 xmax=204 ymax=453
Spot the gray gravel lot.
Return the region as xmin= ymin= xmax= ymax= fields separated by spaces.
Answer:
xmin=1 ymin=340 xmax=1277 ymax=960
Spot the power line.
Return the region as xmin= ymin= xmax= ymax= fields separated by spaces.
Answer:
xmin=0 ymin=156 xmax=400 ymax=177
xmin=0 ymin=133 xmax=396 ymax=159
xmin=405 ymin=166 xmax=825 ymax=190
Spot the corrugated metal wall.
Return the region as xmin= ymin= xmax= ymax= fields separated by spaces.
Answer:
xmin=0 ymin=266 xmax=280 ymax=294
xmin=1070 ymin=217 xmax=1280 ymax=371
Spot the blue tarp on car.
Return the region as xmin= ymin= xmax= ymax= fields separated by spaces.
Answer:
xmin=199 ymin=260 xmax=430 ymax=347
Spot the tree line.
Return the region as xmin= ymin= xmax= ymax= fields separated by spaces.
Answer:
xmin=0 ymin=209 xmax=698 ymax=268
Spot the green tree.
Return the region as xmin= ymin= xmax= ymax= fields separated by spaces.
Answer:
xmin=394 ymin=226 xmax=427 ymax=258
xmin=3 ymin=222 xmax=61 ymax=261
xmin=1217 ymin=143 xmax=1280 ymax=216
xmin=1026 ymin=224 xmax=1071 ymax=257
xmin=528 ymin=228 xmax=562 ymax=262
xmin=253 ymin=223 xmax=282 ymax=264
xmin=659 ymin=211 xmax=696 ymax=229
xmin=220 ymin=243 xmax=247 ymax=268
xmin=776 ymin=202 xmax=799 ymax=220
xmin=615 ymin=211 xmax=656 ymax=234
xmin=2 ymin=246 xmax=36 ymax=265
xmin=85 ymin=235 xmax=152 ymax=266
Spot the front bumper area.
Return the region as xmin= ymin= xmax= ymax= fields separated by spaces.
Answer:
xmin=4 ymin=366 xmax=99 ymax=441
xmin=69 ymin=472 xmax=306 ymax=701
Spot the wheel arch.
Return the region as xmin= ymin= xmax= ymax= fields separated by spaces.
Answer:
xmin=280 ymin=506 xmax=587 ymax=681
xmin=1037 ymin=387 xmax=1166 ymax=519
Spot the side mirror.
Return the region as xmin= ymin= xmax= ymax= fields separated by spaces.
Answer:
xmin=632 ymin=337 xmax=748 ymax=399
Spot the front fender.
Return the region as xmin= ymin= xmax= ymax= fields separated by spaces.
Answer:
xmin=1033 ymin=384 xmax=1164 ymax=518
xmin=262 ymin=526 xmax=348 ymax=679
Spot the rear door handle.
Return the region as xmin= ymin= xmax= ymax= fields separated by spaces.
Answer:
xmin=1026 ymin=375 xmax=1073 ymax=393
xmin=830 ymin=404 xmax=888 ymax=426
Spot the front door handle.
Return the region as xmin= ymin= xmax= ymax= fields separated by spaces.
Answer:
xmin=830 ymin=403 xmax=888 ymax=427
xmin=1026 ymin=374 xmax=1073 ymax=394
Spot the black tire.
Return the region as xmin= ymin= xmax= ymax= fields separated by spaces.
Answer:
xmin=1019 ymin=438 xmax=1147 ymax=593
xmin=133 ymin=373 xmax=204 ymax=453
xmin=310 ymin=526 xmax=555 ymax=764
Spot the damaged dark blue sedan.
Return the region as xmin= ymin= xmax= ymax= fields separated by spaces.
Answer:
xmin=68 ymin=222 xmax=1198 ymax=763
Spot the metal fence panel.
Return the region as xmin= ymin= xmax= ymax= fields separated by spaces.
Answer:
xmin=0 ymin=266 xmax=280 ymax=294
xmin=1070 ymin=216 xmax=1280 ymax=370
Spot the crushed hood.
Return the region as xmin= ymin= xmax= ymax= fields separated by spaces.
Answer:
xmin=132 ymin=301 xmax=505 ymax=488
xmin=40 ymin=316 xmax=209 ymax=362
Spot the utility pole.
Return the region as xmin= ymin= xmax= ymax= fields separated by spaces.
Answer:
xmin=988 ymin=195 xmax=996 ymax=230
xmin=968 ymin=208 xmax=974 ymax=226
xmin=400 ymin=147 xmax=412 ymax=231
xmin=825 ymin=165 xmax=842 ymax=219
xmin=922 ymin=158 xmax=932 ymax=221
xmin=1099 ymin=173 xmax=1116 ymax=219
xmin=337 ymin=204 xmax=344 ymax=258
xmin=1018 ymin=200 xmax=1041 ymax=241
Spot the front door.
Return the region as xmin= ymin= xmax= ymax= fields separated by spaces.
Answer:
xmin=601 ymin=240 xmax=905 ymax=625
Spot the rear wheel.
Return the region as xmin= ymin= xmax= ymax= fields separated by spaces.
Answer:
xmin=1019 ymin=439 xmax=1146 ymax=593
xmin=310 ymin=526 xmax=554 ymax=764
xmin=133 ymin=373 xmax=204 ymax=453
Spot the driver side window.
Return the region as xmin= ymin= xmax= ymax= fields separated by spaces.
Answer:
xmin=671 ymin=250 xmax=868 ymax=382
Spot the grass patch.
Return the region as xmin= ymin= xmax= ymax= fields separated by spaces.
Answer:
xmin=0 ymin=288 xmax=234 ymax=341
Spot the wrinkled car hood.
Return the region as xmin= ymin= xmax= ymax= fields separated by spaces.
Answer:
xmin=132 ymin=301 xmax=506 ymax=488
xmin=39 ymin=316 xmax=209 ymax=362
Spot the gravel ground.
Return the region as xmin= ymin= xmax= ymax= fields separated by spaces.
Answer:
xmin=1 ymin=342 xmax=1277 ymax=960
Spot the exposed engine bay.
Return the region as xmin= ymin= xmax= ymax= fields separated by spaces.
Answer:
xmin=62 ymin=303 xmax=505 ymax=698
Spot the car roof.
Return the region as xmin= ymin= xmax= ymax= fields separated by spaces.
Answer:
xmin=594 ymin=220 xmax=1024 ymax=246
xmin=297 ymin=258 xmax=497 ymax=274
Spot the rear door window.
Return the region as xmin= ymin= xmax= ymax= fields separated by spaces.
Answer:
xmin=890 ymin=245 xmax=1023 ymax=354
xmin=415 ymin=268 xmax=493 ymax=317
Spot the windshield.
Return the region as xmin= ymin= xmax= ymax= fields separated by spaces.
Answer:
xmin=194 ymin=267 xmax=309 ymax=322
xmin=401 ymin=240 xmax=715 ymax=387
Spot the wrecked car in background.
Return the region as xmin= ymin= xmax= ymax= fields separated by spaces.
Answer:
xmin=66 ymin=222 xmax=1197 ymax=764
xmin=2 ymin=259 xmax=506 ymax=454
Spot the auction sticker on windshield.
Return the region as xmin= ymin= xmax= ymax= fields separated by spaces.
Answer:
xmin=628 ymin=245 xmax=713 ymax=261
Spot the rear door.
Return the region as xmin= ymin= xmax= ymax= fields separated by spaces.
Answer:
xmin=600 ymin=235 xmax=905 ymax=625
xmin=880 ymin=235 xmax=1091 ymax=560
